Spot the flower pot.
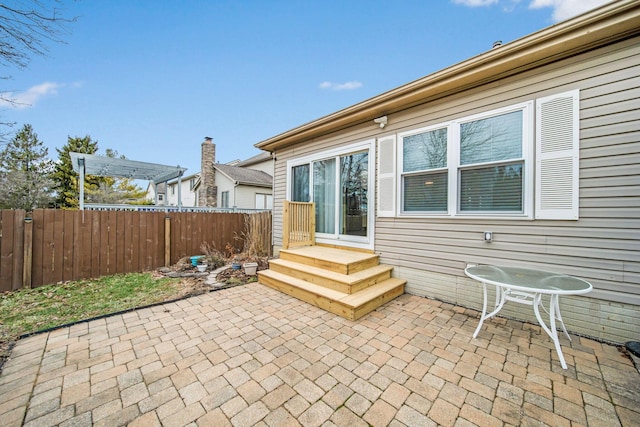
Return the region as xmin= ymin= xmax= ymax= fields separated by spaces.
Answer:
xmin=196 ymin=264 xmax=208 ymax=272
xmin=190 ymin=255 xmax=205 ymax=266
xmin=243 ymin=262 xmax=258 ymax=275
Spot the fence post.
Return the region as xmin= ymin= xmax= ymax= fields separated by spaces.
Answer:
xmin=165 ymin=216 xmax=171 ymax=267
xmin=23 ymin=216 xmax=33 ymax=289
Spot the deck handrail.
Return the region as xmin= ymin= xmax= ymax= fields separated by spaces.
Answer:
xmin=282 ymin=200 xmax=315 ymax=249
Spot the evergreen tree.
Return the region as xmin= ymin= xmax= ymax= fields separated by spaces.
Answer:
xmin=0 ymin=124 xmax=54 ymax=210
xmin=52 ymin=135 xmax=99 ymax=209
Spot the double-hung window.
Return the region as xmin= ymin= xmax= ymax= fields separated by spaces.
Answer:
xmin=401 ymin=126 xmax=449 ymax=212
xmin=221 ymin=191 xmax=229 ymax=208
xmin=458 ymin=107 xmax=528 ymax=214
xmin=397 ymin=101 xmax=533 ymax=217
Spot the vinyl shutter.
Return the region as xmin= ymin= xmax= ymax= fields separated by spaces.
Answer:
xmin=535 ymin=90 xmax=580 ymax=220
xmin=377 ymin=134 xmax=396 ymax=217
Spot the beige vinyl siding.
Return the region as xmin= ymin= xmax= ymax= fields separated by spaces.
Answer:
xmin=270 ymin=36 xmax=639 ymax=342
xmin=373 ymin=37 xmax=640 ymax=343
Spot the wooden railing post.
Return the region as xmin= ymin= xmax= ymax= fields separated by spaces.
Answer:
xmin=23 ymin=216 xmax=33 ymax=289
xmin=282 ymin=201 xmax=291 ymax=249
xmin=309 ymin=202 xmax=316 ymax=244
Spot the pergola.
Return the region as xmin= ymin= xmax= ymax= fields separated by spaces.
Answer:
xmin=69 ymin=152 xmax=187 ymax=210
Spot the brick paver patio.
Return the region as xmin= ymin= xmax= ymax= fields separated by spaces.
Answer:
xmin=0 ymin=283 xmax=638 ymax=426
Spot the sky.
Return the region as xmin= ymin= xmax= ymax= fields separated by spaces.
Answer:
xmin=0 ymin=0 xmax=613 ymax=178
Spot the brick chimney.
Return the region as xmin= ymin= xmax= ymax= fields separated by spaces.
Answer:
xmin=198 ymin=137 xmax=217 ymax=207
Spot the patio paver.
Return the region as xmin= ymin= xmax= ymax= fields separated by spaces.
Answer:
xmin=1 ymin=283 xmax=638 ymax=426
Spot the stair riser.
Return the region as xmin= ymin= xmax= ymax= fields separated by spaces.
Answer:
xmin=280 ymin=251 xmax=379 ymax=275
xmin=353 ymin=285 xmax=405 ymax=320
xmin=259 ymin=274 xmax=355 ymax=319
xmin=259 ymin=273 xmax=405 ymax=321
xmin=268 ymin=263 xmax=391 ymax=294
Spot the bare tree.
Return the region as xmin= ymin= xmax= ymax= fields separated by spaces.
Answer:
xmin=0 ymin=1 xmax=75 ymax=141
xmin=0 ymin=1 xmax=74 ymax=71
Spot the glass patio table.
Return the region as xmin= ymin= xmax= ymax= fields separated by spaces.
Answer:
xmin=465 ymin=265 xmax=592 ymax=369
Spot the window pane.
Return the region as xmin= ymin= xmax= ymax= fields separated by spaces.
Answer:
xmin=403 ymin=172 xmax=448 ymax=212
xmin=340 ymin=151 xmax=368 ymax=236
xmin=403 ymin=128 xmax=447 ymax=172
xmin=459 ymin=163 xmax=523 ymax=212
xmin=460 ymin=110 xmax=522 ymax=165
xmin=313 ymin=159 xmax=336 ymax=234
xmin=291 ymin=164 xmax=310 ymax=202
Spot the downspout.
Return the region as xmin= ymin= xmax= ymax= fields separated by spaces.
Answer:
xmin=233 ymin=181 xmax=238 ymax=212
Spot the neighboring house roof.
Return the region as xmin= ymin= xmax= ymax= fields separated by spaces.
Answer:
xmin=236 ymin=151 xmax=272 ymax=167
xmin=166 ymin=172 xmax=200 ymax=186
xmin=255 ymin=0 xmax=640 ymax=152
xmin=213 ymin=163 xmax=273 ymax=187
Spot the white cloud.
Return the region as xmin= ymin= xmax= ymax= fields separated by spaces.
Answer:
xmin=529 ymin=0 xmax=610 ymax=22
xmin=452 ymin=0 xmax=609 ymax=21
xmin=451 ymin=0 xmax=499 ymax=6
xmin=1 ymin=82 xmax=65 ymax=109
xmin=319 ymin=81 xmax=363 ymax=91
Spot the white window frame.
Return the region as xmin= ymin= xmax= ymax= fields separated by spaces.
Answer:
xmin=396 ymin=101 xmax=534 ymax=219
xmin=398 ymin=123 xmax=452 ymax=216
xmin=221 ymin=191 xmax=229 ymax=208
xmin=286 ymin=139 xmax=375 ymax=249
xmin=255 ymin=193 xmax=273 ymax=210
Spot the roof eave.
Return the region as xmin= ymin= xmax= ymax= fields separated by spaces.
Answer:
xmin=255 ymin=0 xmax=640 ymax=152
xmin=235 ymin=181 xmax=273 ymax=188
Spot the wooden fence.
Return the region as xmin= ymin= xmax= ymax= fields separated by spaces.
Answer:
xmin=0 ymin=209 xmax=271 ymax=292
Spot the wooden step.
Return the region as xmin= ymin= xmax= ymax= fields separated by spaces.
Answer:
xmin=279 ymin=246 xmax=379 ymax=275
xmin=258 ymin=269 xmax=405 ymax=320
xmin=268 ymin=258 xmax=393 ymax=294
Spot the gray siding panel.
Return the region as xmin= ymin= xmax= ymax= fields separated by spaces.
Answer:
xmin=270 ymin=36 xmax=640 ymax=342
xmin=376 ymin=38 xmax=640 ymax=343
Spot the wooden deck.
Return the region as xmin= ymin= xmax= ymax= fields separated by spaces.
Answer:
xmin=258 ymin=245 xmax=406 ymax=320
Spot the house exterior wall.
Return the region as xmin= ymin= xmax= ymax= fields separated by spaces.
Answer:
xmin=216 ymin=173 xmax=272 ymax=209
xmin=271 ymin=36 xmax=640 ymax=343
xmin=236 ymin=185 xmax=273 ymax=209
xmin=145 ymin=182 xmax=166 ymax=205
xmin=215 ymin=174 xmax=235 ymax=208
xmin=165 ymin=176 xmax=198 ymax=207
xmin=244 ymin=158 xmax=274 ymax=175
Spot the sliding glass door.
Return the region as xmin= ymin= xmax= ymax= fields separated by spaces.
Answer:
xmin=288 ymin=141 xmax=373 ymax=248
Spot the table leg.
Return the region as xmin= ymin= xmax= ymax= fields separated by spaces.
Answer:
xmin=534 ymin=293 xmax=568 ymax=369
xmin=474 ymin=283 xmax=508 ymax=338
xmin=554 ymin=296 xmax=571 ymax=341
xmin=473 ymin=282 xmax=488 ymax=338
